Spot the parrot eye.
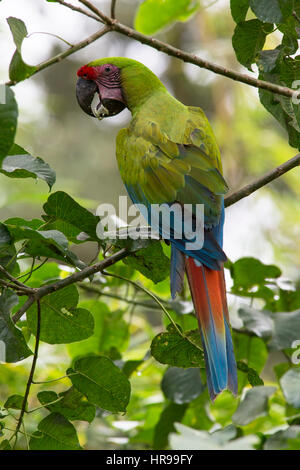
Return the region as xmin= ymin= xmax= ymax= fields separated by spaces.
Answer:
xmin=104 ymin=66 xmax=111 ymax=73
xmin=83 ymin=73 xmax=88 ymax=78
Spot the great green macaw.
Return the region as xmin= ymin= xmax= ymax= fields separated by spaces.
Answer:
xmin=76 ymin=58 xmax=237 ymax=400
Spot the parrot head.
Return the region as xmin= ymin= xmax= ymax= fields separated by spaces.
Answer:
xmin=76 ymin=57 xmax=165 ymax=119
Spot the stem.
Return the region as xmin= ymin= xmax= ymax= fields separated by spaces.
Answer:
xmin=50 ymin=0 xmax=102 ymax=23
xmin=111 ymin=0 xmax=117 ymax=19
xmin=78 ymin=281 xmax=164 ymax=309
xmin=102 ymin=271 xmax=184 ymax=337
xmin=13 ymin=299 xmax=41 ymax=448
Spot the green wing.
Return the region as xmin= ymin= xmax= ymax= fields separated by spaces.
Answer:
xmin=116 ymin=105 xmax=228 ymax=227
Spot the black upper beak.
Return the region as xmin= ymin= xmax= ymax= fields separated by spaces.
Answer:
xmin=76 ymin=78 xmax=98 ymax=117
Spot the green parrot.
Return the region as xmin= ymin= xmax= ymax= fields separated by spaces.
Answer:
xmin=76 ymin=57 xmax=237 ymax=400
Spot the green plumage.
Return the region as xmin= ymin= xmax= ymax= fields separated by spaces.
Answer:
xmin=89 ymin=58 xmax=228 ymax=226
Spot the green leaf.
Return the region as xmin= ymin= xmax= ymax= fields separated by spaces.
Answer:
xmin=42 ymin=191 xmax=100 ymax=243
xmin=161 ymin=366 xmax=203 ymax=404
xmin=264 ymin=426 xmax=300 ymax=450
xmin=123 ymin=242 xmax=170 ymax=283
xmin=268 ymin=288 xmax=300 ymax=312
xmin=7 ymin=17 xmax=27 ymax=52
xmin=230 ymin=257 xmax=281 ymax=291
xmin=230 ymin=0 xmax=249 ymax=23
xmin=153 ymin=403 xmax=187 ymax=450
xmin=151 ymin=324 xmax=205 ymax=368
xmin=4 ymin=394 xmax=24 ymax=410
xmin=37 ymin=387 xmax=96 ymax=423
xmin=7 ymin=17 xmax=37 ymax=82
xmin=69 ymin=356 xmax=131 ymax=412
xmin=170 ymin=423 xmax=258 ymax=450
xmin=270 ymin=309 xmax=300 ymax=350
xmin=0 ymin=222 xmax=17 ymax=275
xmin=258 ymin=58 xmax=300 ymax=150
xmin=250 ymin=0 xmax=293 ymax=24
xmin=0 ymin=290 xmax=32 ymax=362
xmin=134 ymin=0 xmax=199 ymax=35
xmin=27 ymin=285 xmax=94 ymax=344
xmin=122 ymin=359 xmax=143 ymax=378
xmin=258 ymin=48 xmax=282 ymax=73
xmin=0 ymin=86 xmax=18 ymax=161
xmin=238 ymin=306 xmax=274 ymax=338
xmin=6 ymin=219 xmax=80 ymax=266
xmin=232 ymin=386 xmax=277 ymax=426
xmin=232 ymin=19 xmax=273 ymax=70
xmin=67 ymin=301 xmax=129 ymax=358
xmin=0 ymin=439 xmax=11 ymax=450
xmin=29 ymin=413 xmax=82 ymax=450
xmin=280 ymin=368 xmax=300 ymax=408
xmin=1 ymin=144 xmax=56 ymax=189
xmin=233 ymin=333 xmax=268 ymax=391
xmin=237 ymin=361 xmax=264 ymax=386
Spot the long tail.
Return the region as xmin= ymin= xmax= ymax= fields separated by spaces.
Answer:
xmin=185 ymin=257 xmax=238 ymax=400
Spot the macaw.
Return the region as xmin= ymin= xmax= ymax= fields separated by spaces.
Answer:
xmin=76 ymin=58 xmax=237 ymax=400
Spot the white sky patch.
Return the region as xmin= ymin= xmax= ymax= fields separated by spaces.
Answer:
xmin=224 ymin=192 xmax=280 ymax=265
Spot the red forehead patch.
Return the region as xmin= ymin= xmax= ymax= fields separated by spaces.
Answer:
xmin=77 ymin=65 xmax=97 ymax=80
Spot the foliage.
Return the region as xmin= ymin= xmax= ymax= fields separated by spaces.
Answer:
xmin=231 ymin=0 xmax=300 ymax=149
xmin=0 ymin=0 xmax=299 ymax=451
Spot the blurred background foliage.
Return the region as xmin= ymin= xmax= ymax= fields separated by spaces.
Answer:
xmin=0 ymin=0 xmax=300 ymax=450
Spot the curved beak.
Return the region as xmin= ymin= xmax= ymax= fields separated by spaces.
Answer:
xmin=76 ymin=78 xmax=98 ymax=117
xmin=76 ymin=78 xmax=126 ymax=120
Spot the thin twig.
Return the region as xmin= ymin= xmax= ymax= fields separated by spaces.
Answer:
xmin=17 ymin=258 xmax=49 ymax=281
xmin=13 ymin=299 xmax=41 ymax=448
xmin=225 ymin=153 xmax=300 ymax=207
xmin=78 ymin=281 xmax=164 ymax=309
xmin=0 ymin=265 xmax=33 ymax=291
xmin=12 ymin=295 xmax=36 ymax=323
xmin=111 ymin=0 xmax=117 ymax=19
xmin=51 ymin=0 xmax=103 ymax=23
xmin=292 ymin=11 xmax=300 ymax=24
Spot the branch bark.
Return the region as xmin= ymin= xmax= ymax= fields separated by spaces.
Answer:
xmin=12 ymin=248 xmax=128 ymax=323
xmin=225 ymin=153 xmax=300 ymax=207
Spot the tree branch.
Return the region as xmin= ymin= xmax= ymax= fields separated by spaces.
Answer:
xmin=79 ymin=0 xmax=299 ymax=100
xmin=225 ymin=153 xmax=300 ymax=207
xmin=12 ymin=248 xmax=128 ymax=323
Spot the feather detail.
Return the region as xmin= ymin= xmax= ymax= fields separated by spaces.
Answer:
xmin=185 ymin=258 xmax=237 ymax=400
